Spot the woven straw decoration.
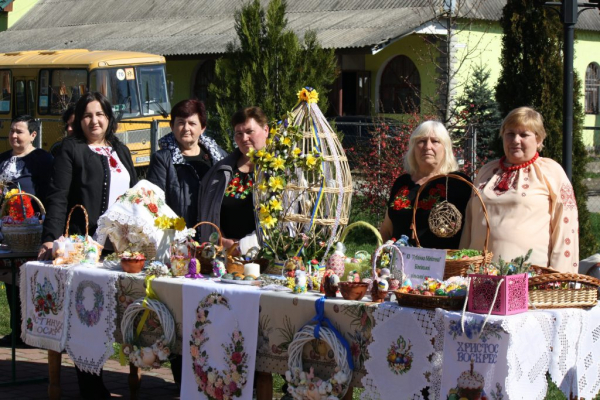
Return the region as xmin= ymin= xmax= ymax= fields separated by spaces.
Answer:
xmin=254 ymin=88 xmax=353 ymax=263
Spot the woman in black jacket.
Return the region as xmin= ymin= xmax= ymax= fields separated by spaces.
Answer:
xmin=146 ymin=99 xmax=227 ymax=228
xmin=37 ymin=92 xmax=137 ymax=399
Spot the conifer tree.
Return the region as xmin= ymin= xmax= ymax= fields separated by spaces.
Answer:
xmin=496 ymin=0 xmax=596 ymax=257
xmin=455 ymin=64 xmax=503 ymax=167
xmin=208 ymin=0 xmax=337 ymax=151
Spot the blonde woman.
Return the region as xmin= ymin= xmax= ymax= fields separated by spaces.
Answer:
xmin=380 ymin=121 xmax=472 ymax=249
xmin=460 ymin=107 xmax=578 ymax=273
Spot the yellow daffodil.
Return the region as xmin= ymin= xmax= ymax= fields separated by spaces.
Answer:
xmin=173 ymin=217 xmax=186 ymax=231
xmin=292 ymin=148 xmax=302 ymax=158
xmin=263 ymin=152 xmax=274 ymax=162
xmin=268 ymin=176 xmax=284 ymax=191
xmin=256 ymin=149 xmax=266 ymax=158
xmin=257 ymin=182 xmax=268 ymax=193
xmin=269 ymin=198 xmax=283 ymax=212
xmin=270 ymin=127 xmax=277 ymax=136
xmin=297 ymin=88 xmax=319 ymax=104
xmin=305 ymin=153 xmax=318 ymax=167
xmin=282 ymin=137 xmax=292 ymax=147
xmin=270 ymin=156 xmax=285 ymax=171
xmin=259 ymin=204 xmax=270 ymax=217
xmin=246 ymin=148 xmax=256 ymax=158
xmin=260 ymin=214 xmax=277 ymax=229
xmin=154 ymin=215 xmax=171 ymax=230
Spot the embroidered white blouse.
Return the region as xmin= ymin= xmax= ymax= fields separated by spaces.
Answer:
xmin=460 ymin=157 xmax=579 ymax=273
xmin=88 ymin=146 xmax=131 ymax=207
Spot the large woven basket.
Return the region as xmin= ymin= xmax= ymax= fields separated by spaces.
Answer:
xmin=528 ymin=273 xmax=600 ymax=309
xmin=1 ymin=192 xmax=45 ymax=252
xmin=411 ymin=174 xmax=492 ymax=280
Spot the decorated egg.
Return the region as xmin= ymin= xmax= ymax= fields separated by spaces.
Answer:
xmin=380 ymin=268 xmax=391 ymax=278
xmin=389 ymin=278 xmax=400 ymax=291
xmin=422 ymin=291 xmax=434 ymax=296
xmin=434 ymin=288 xmax=446 ymax=296
xmin=402 ymin=278 xmax=412 ymax=288
xmin=243 ymin=275 xmax=255 ymax=281
xmin=222 ymin=273 xmax=233 ymax=280
xmin=377 ymin=280 xmax=389 ymax=291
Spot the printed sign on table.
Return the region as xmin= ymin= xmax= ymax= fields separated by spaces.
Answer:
xmin=398 ymin=246 xmax=446 ymax=286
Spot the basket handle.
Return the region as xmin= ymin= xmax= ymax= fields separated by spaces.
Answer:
xmin=411 ymin=173 xmax=490 ymax=254
xmin=371 ymin=243 xmax=405 ymax=280
xmin=65 ymin=204 xmax=89 ymax=238
xmin=339 ymin=221 xmax=383 ymax=248
xmin=1 ymin=192 xmax=46 ymax=219
xmin=191 ymin=221 xmax=223 ymax=248
xmin=527 ymin=272 xmax=600 ymax=288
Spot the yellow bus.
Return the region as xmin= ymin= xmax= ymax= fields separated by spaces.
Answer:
xmin=0 ymin=49 xmax=172 ymax=168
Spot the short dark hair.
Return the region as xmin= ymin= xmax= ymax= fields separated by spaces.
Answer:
xmin=62 ymin=104 xmax=76 ymax=125
xmin=72 ymin=92 xmax=120 ymax=145
xmin=170 ymin=99 xmax=207 ymax=128
xmin=11 ymin=115 xmax=39 ymax=135
xmin=231 ymin=107 xmax=268 ymax=129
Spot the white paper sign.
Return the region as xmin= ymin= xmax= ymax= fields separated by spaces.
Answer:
xmin=398 ymin=247 xmax=446 ymax=286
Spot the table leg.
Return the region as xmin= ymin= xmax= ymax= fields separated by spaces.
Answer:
xmin=129 ymin=363 xmax=141 ymax=399
xmin=47 ymin=350 xmax=62 ymax=400
xmin=255 ymin=371 xmax=273 ymax=400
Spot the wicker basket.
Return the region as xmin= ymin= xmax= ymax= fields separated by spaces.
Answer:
xmin=1 ymin=192 xmax=45 ymax=253
xmin=370 ymin=243 xmax=404 ymax=302
xmin=339 ymin=221 xmax=383 ymax=248
xmin=191 ymin=221 xmax=224 ymax=275
xmin=394 ymin=291 xmax=466 ymax=310
xmin=53 ymin=205 xmax=103 ymax=265
xmin=411 ymin=174 xmax=493 ymax=280
xmin=528 ymin=273 xmax=600 ymax=309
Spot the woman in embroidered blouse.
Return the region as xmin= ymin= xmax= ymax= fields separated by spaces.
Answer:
xmin=199 ymin=106 xmax=269 ymax=249
xmin=460 ymin=107 xmax=578 ymax=273
xmin=379 ymin=121 xmax=472 ymax=249
xmin=146 ymin=99 xmax=227 ymax=228
xmin=37 ymin=91 xmax=137 ymax=399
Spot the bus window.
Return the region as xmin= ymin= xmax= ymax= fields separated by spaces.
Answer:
xmin=0 ymin=70 xmax=10 ymax=114
xmin=27 ymin=80 xmax=36 ymax=116
xmin=38 ymin=69 xmax=87 ymax=115
xmin=90 ymin=68 xmax=140 ymax=119
xmin=15 ymin=80 xmax=26 ymax=116
xmin=138 ymin=65 xmax=170 ymax=117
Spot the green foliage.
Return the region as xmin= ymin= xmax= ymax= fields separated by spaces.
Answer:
xmin=455 ymin=64 xmax=503 ymax=167
xmin=208 ymin=0 xmax=338 ymax=151
xmin=495 ymin=0 xmax=597 ymax=258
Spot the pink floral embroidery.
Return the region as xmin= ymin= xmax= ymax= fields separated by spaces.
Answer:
xmin=564 ymin=217 xmax=569 ymax=224
xmin=564 ymin=251 xmax=570 ymax=257
xmin=560 ymin=183 xmax=577 ymax=210
xmin=565 ymin=238 xmax=571 ymax=245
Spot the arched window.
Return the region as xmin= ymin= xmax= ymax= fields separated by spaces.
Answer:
xmin=192 ymin=60 xmax=216 ymax=102
xmin=585 ymin=62 xmax=600 ymax=114
xmin=379 ymin=55 xmax=420 ymax=113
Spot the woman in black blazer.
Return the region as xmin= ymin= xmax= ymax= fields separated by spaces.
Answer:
xmin=38 ymin=92 xmax=137 ymax=399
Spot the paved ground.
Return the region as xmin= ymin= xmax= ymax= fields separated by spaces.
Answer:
xmin=0 ymin=345 xmax=180 ymax=399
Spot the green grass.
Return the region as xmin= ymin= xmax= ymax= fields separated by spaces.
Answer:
xmin=0 ymin=282 xmax=10 ymax=336
xmin=585 ymin=171 xmax=600 ymax=179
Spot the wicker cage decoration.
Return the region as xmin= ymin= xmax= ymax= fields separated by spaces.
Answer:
xmin=0 ymin=192 xmax=45 ymax=253
xmin=411 ymin=174 xmax=493 ymax=280
xmin=253 ymin=88 xmax=353 ymax=268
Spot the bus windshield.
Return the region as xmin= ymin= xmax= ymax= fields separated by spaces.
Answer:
xmin=138 ymin=65 xmax=170 ymax=117
xmin=90 ymin=68 xmax=141 ymax=119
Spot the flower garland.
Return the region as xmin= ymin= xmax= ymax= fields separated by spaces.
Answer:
xmin=123 ymin=336 xmax=171 ymax=370
xmin=190 ymin=293 xmax=249 ymax=400
xmin=75 ymin=280 xmax=104 ymax=327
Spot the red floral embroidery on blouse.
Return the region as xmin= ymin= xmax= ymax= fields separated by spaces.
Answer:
xmin=390 ymin=186 xmax=411 ymax=210
xmin=417 ymin=183 xmax=446 ymax=210
xmin=564 ymin=250 xmax=570 ymax=257
xmin=224 ymin=171 xmax=253 ymax=199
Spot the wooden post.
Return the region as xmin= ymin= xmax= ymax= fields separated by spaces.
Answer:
xmin=342 ymin=386 xmax=354 ymax=400
xmin=255 ymin=371 xmax=273 ymax=400
xmin=47 ymin=350 xmax=62 ymax=400
xmin=128 ymin=363 xmax=142 ymax=400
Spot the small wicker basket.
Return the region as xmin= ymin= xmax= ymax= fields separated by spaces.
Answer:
xmin=53 ymin=205 xmax=103 ymax=265
xmin=370 ymin=243 xmax=404 ymax=302
xmin=411 ymin=174 xmax=493 ymax=280
xmin=528 ymin=273 xmax=600 ymax=309
xmin=191 ymin=221 xmax=223 ymax=275
xmin=394 ymin=291 xmax=466 ymax=310
xmin=1 ymin=192 xmax=45 ymax=253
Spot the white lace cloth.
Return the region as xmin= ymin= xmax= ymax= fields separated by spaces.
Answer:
xmin=65 ymin=266 xmax=118 ymax=375
xmin=20 ymin=262 xmax=72 ymax=352
xmin=361 ymin=303 xmax=441 ymax=400
xmin=361 ymin=304 xmax=600 ymax=400
xmin=95 ymin=179 xmax=187 ymax=251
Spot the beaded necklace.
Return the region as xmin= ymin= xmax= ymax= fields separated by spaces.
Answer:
xmin=496 ymin=152 xmax=539 ymax=192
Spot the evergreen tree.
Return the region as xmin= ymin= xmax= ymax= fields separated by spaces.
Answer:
xmin=208 ymin=0 xmax=337 ymax=151
xmin=496 ymin=0 xmax=596 ymax=257
xmin=455 ymin=64 xmax=503 ymax=168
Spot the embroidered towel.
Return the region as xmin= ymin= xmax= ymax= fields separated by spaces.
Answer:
xmin=65 ymin=266 xmax=118 ymax=375
xmin=181 ymin=280 xmax=261 ymax=400
xmin=20 ymin=261 xmax=71 ymax=352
